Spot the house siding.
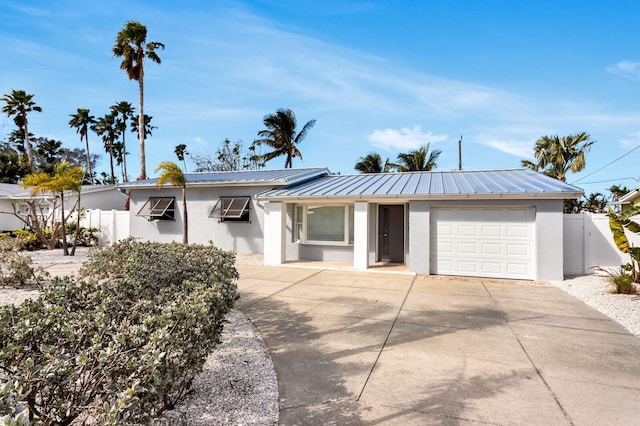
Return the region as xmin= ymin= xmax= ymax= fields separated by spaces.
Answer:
xmin=129 ymin=186 xmax=265 ymax=253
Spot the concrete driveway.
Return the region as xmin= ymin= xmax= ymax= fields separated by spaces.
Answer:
xmin=236 ymin=265 xmax=640 ymax=425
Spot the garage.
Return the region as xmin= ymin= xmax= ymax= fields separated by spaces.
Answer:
xmin=430 ymin=207 xmax=536 ymax=280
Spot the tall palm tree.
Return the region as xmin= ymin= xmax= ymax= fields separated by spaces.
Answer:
xmin=355 ymin=152 xmax=390 ymax=173
xmin=1 ymin=90 xmax=42 ymax=172
xmin=257 ymin=108 xmax=316 ymax=168
xmin=110 ymin=101 xmax=135 ymax=182
xmin=155 ymin=161 xmax=188 ymax=244
xmin=69 ymin=108 xmax=96 ymax=185
xmin=113 ymin=21 xmax=164 ymax=180
xmin=391 ymin=143 xmax=442 ymax=172
xmin=92 ymin=112 xmax=120 ymax=184
xmin=22 ymin=162 xmax=84 ymax=255
xmin=521 ymin=132 xmax=595 ymax=182
xmin=130 ymin=113 xmax=156 ymax=139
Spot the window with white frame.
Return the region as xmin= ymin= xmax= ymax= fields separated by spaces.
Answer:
xmin=295 ymin=204 xmax=354 ymax=244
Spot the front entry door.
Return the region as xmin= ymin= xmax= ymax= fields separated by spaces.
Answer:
xmin=378 ymin=205 xmax=405 ymax=263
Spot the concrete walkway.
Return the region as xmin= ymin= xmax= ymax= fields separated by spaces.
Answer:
xmin=236 ymin=265 xmax=640 ymax=426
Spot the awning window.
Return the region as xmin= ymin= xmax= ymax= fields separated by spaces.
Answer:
xmin=209 ymin=196 xmax=250 ymax=222
xmin=137 ymin=197 xmax=175 ymax=221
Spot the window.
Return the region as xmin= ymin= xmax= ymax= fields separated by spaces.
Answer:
xmin=210 ymin=196 xmax=250 ymax=222
xmin=295 ymin=204 xmax=354 ymax=245
xmin=137 ymin=197 xmax=175 ymax=221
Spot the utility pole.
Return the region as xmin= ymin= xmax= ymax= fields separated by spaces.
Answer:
xmin=458 ymin=135 xmax=463 ymax=170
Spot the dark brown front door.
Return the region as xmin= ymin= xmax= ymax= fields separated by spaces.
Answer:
xmin=378 ymin=205 xmax=405 ymax=263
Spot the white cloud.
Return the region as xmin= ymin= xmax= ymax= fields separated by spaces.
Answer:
xmin=620 ymin=131 xmax=640 ymax=148
xmin=606 ymin=60 xmax=640 ymax=80
xmin=368 ymin=126 xmax=447 ymax=150
xmin=476 ymin=135 xmax=532 ymax=159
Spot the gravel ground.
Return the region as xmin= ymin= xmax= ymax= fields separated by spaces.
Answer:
xmin=550 ymin=274 xmax=640 ymax=337
xmin=1 ymin=248 xmax=278 ymax=425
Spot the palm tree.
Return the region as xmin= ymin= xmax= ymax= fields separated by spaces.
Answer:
xmin=155 ymin=161 xmax=188 ymax=244
xmin=69 ymin=108 xmax=96 ymax=185
xmin=113 ymin=21 xmax=164 ymax=180
xmin=130 ymin=113 xmax=156 ymax=139
xmin=355 ymin=152 xmax=390 ymax=173
xmin=174 ymin=144 xmax=188 ymax=172
xmin=22 ymin=162 xmax=84 ymax=255
xmin=521 ymin=132 xmax=595 ymax=182
xmin=257 ymin=108 xmax=316 ymax=168
xmin=1 ymin=90 xmax=42 ymax=172
xmin=92 ymin=112 xmax=120 ymax=184
xmin=583 ymin=192 xmax=607 ymax=213
xmin=390 ymin=143 xmax=442 ymax=172
xmin=110 ymin=101 xmax=135 ymax=182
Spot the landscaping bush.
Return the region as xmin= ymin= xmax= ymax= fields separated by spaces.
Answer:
xmin=609 ymin=266 xmax=638 ymax=294
xmin=64 ymin=223 xmax=99 ymax=247
xmin=11 ymin=229 xmax=44 ymax=252
xmin=0 ymin=239 xmax=239 ymax=424
xmin=0 ymin=239 xmax=49 ymax=287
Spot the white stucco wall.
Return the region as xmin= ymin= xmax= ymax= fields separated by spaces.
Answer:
xmin=128 ymin=186 xmax=266 ymax=253
xmin=408 ymin=199 xmax=565 ymax=281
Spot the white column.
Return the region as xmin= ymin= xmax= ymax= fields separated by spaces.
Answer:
xmin=353 ymin=201 xmax=369 ymax=270
xmin=264 ymin=201 xmax=286 ymax=265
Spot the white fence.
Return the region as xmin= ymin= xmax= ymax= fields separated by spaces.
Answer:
xmin=564 ymin=213 xmax=640 ymax=275
xmin=80 ymin=209 xmax=130 ymax=247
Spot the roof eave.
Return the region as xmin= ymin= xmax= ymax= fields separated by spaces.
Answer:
xmin=257 ymin=191 xmax=584 ymax=202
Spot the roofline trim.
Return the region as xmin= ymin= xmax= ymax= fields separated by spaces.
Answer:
xmin=256 ymin=191 xmax=584 ymax=202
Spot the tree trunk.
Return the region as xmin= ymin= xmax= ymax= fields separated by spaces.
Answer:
xmin=109 ymin=139 xmax=116 ymax=185
xmin=138 ymin=69 xmax=146 ymax=179
xmin=182 ymin=186 xmax=188 ymax=244
xmin=85 ymin=133 xmax=94 ymax=185
xmin=71 ymin=195 xmax=81 ymax=256
xmin=122 ymin=128 xmax=128 ymax=182
xmin=23 ymin=119 xmax=36 ymax=173
xmin=60 ymin=192 xmax=68 ymax=256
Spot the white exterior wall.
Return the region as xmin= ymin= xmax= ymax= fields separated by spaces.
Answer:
xmin=264 ymin=201 xmax=285 ymax=265
xmin=353 ymin=201 xmax=369 ymax=270
xmin=408 ymin=199 xmax=565 ymax=281
xmin=128 ymin=186 xmax=266 ymax=253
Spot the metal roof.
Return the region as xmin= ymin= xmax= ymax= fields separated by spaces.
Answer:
xmin=257 ymin=169 xmax=584 ymax=200
xmin=118 ymin=167 xmax=330 ymax=189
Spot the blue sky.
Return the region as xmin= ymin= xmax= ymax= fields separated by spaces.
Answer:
xmin=1 ymin=0 xmax=640 ymax=196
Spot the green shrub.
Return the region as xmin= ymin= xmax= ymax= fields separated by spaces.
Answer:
xmin=0 ymin=239 xmax=239 ymax=424
xmin=11 ymin=229 xmax=43 ymax=251
xmin=0 ymin=249 xmax=49 ymax=287
xmin=608 ymin=267 xmax=637 ymax=294
xmin=64 ymin=223 xmax=99 ymax=247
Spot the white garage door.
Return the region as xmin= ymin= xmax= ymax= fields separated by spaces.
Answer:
xmin=430 ymin=207 xmax=535 ymax=280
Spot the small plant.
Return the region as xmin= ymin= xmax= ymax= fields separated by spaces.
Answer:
xmin=11 ymin=229 xmax=44 ymax=251
xmin=595 ymin=265 xmax=638 ymax=295
xmin=0 ymin=240 xmax=49 ymax=287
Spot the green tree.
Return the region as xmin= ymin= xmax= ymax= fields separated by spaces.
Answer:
xmin=355 ymin=152 xmax=390 ymax=173
xmin=257 ymin=108 xmax=315 ymax=168
xmin=155 ymin=161 xmax=188 ymax=244
xmin=69 ymin=108 xmax=97 ymax=185
xmin=609 ymin=184 xmax=631 ymax=203
xmin=1 ymin=90 xmax=42 ymax=172
xmin=0 ymin=144 xmax=30 ymax=183
xmin=22 ymin=162 xmax=84 ymax=255
xmin=111 ymin=101 xmax=135 ymax=182
xmin=174 ymin=144 xmax=188 ymax=172
xmin=582 ymin=192 xmax=607 ymax=213
xmin=521 ymin=132 xmax=595 ymax=182
xmin=390 ymin=143 xmax=441 ymax=172
xmin=113 ymin=21 xmax=164 ymax=180
xmin=92 ymin=112 xmax=120 ymax=184
xmin=130 ymin=113 xmax=156 ymax=139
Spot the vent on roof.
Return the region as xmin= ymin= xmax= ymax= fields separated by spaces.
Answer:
xmin=137 ymin=197 xmax=175 ymax=221
xmin=209 ymin=196 xmax=250 ymax=222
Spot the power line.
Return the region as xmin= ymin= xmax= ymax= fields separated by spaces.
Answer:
xmin=570 ymin=144 xmax=640 ymax=184
xmin=576 ymin=177 xmax=640 ymax=185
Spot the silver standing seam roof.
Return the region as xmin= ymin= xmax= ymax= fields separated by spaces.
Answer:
xmin=118 ymin=167 xmax=330 ymax=189
xmin=256 ymin=169 xmax=584 ymax=200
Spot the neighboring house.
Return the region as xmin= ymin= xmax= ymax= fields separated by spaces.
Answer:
xmin=617 ymin=187 xmax=640 ymax=210
xmin=0 ymin=184 xmax=127 ymax=231
xmin=122 ymin=168 xmax=582 ymax=281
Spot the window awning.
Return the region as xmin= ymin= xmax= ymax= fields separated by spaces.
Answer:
xmin=209 ymin=196 xmax=250 ymax=219
xmin=137 ymin=197 xmax=175 ymax=219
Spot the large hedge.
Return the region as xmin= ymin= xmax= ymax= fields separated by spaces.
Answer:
xmin=0 ymin=240 xmax=239 ymax=425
